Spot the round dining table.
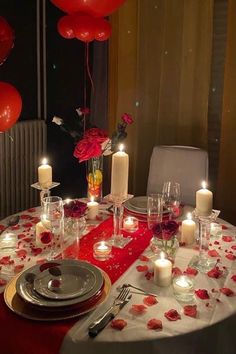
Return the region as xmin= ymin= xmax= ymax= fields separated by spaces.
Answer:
xmin=0 ymin=202 xmax=236 ymax=354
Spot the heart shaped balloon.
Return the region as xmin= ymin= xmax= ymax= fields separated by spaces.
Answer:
xmin=0 ymin=17 xmax=15 ymax=65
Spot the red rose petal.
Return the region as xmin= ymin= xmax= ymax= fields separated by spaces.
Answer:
xmin=136 ymin=265 xmax=149 ymax=272
xmin=40 ymin=231 xmax=53 ymax=244
xmin=184 ymin=305 xmax=197 ymax=318
xmin=147 ymin=318 xmax=163 ymax=330
xmin=0 ymin=278 xmax=7 ymax=286
xmin=195 ymin=289 xmax=210 ymax=300
xmin=184 ymin=267 xmax=198 ymax=276
xmin=226 ymin=254 xmax=236 ymax=260
xmin=22 ymin=223 xmax=33 ymax=228
xmin=231 ymin=275 xmax=236 ymax=282
xmin=0 ymin=225 xmax=5 ymax=230
xmin=31 ymin=247 xmax=42 ymax=256
xmin=222 ymin=235 xmax=233 ymax=242
xmin=31 ymin=217 xmax=40 ymax=224
xmin=139 ymin=255 xmax=149 ymax=262
xmin=207 ymin=267 xmax=223 ymax=279
xmin=111 ymin=319 xmax=127 ymax=330
xmin=17 ymin=233 xmax=25 ymax=240
xmin=10 ymin=225 xmax=20 ymax=230
xmin=15 ymin=249 xmax=27 ymax=259
xmin=145 ymin=271 xmax=154 ymax=280
xmin=222 ymin=225 xmax=228 ymax=230
xmin=231 ymin=245 xmax=236 ymax=250
xmin=208 ymin=249 xmax=220 ymax=257
xmin=143 ymin=296 xmax=158 ymax=306
xmin=164 ymin=309 xmax=181 ymax=321
xmin=0 ymin=256 xmax=14 ymax=265
xmin=130 ymin=304 xmax=147 ymax=315
xmin=20 ymin=214 xmax=32 ymax=220
xmin=214 ymin=240 xmax=220 ymax=245
xmin=220 ymin=287 xmax=235 ymax=297
xmin=172 ymin=267 xmax=182 ymax=276
xmin=14 ymin=264 xmax=24 ymax=274
xmin=27 ymin=208 xmax=36 ymax=213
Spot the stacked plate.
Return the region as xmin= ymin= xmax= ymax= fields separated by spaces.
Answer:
xmin=124 ymin=196 xmax=170 ymax=222
xmin=4 ymin=260 xmax=111 ymax=321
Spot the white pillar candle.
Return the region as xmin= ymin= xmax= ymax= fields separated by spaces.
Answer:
xmin=196 ymin=181 xmax=213 ymax=216
xmin=111 ymin=144 xmax=129 ymax=200
xmin=181 ymin=213 xmax=196 ymax=245
xmin=87 ymin=197 xmax=99 ymax=220
xmin=35 ymin=220 xmax=51 ymax=245
xmin=38 ymin=158 xmax=52 ymax=189
xmin=154 ymin=252 xmax=172 ymax=287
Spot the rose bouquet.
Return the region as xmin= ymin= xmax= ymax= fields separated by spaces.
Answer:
xmin=52 ymin=109 xmax=133 ymax=162
xmin=63 ymin=200 xmax=87 ymax=218
xmin=152 ymin=220 xmax=179 ymax=261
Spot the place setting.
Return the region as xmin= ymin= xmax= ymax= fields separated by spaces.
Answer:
xmin=4 ymin=259 xmax=111 ymax=321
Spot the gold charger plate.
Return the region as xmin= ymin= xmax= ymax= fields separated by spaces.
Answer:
xmin=4 ymin=271 xmax=111 ymax=321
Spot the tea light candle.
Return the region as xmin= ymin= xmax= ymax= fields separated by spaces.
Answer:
xmin=36 ymin=217 xmax=51 ymax=245
xmin=111 ymin=144 xmax=129 ymax=199
xmin=196 ymin=181 xmax=213 ymax=216
xmin=123 ymin=216 xmax=139 ymax=232
xmin=154 ymin=252 xmax=172 ymax=287
xmin=172 ymin=275 xmax=194 ymax=302
xmin=181 ymin=213 xmax=196 ymax=245
xmin=87 ymin=197 xmax=99 ymax=220
xmin=38 ymin=158 xmax=52 ymax=189
xmin=93 ymin=241 xmax=112 ymax=260
xmin=0 ymin=232 xmax=17 ymax=248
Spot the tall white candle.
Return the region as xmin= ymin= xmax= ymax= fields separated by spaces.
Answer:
xmin=181 ymin=213 xmax=196 ymax=245
xmin=196 ymin=181 xmax=213 ymax=216
xmin=87 ymin=197 xmax=99 ymax=220
xmin=111 ymin=144 xmax=129 ymax=199
xmin=38 ymin=158 xmax=52 ymax=189
xmin=154 ymin=252 xmax=172 ymax=287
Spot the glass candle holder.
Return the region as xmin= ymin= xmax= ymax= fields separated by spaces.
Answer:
xmin=123 ymin=216 xmax=139 ymax=232
xmin=93 ymin=241 xmax=112 ymax=261
xmin=172 ymin=275 xmax=194 ymax=302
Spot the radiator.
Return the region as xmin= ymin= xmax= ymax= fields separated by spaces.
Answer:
xmin=0 ymin=120 xmax=47 ymax=220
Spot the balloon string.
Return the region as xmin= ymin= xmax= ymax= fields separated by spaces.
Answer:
xmin=83 ymin=42 xmax=87 ymax=134
xmin=86 ymin=42 xmax=94 ymax=93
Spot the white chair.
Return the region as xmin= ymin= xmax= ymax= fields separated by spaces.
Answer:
xmin=146 ymin=145 xmax=209 ymax=206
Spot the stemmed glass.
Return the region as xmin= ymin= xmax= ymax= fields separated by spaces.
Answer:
xmin=162 ymin=181 xmax=181 ymax=219
xmin=41 ymin=196 xmax=64 ymax=259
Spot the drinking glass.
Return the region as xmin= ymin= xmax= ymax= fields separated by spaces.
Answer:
xmin=147 ymin=193 xmax=163 ymax=230
xmin=41 ymin=196 xmax=64 ymax=259
xmin=162 ymin=181 xmax=181 ymax=219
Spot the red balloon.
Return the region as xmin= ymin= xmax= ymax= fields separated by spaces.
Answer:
xmin=0 ymin=17 xmax=15 ymax=65
xmin=94 ymin=18 xmax=111 ymax=41
xmin=0 ymin=82 xmax=22 ymax=132
xmin=57 ymin=15 xmax=75 ymax=39
xmin=50 ymin=0 xmax=126 ymax=18
xmin=73 ymin=15 xmax=95 ymax=42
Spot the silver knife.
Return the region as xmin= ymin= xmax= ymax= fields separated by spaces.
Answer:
xmin=88 ymin=294 xmax=132 ymax=337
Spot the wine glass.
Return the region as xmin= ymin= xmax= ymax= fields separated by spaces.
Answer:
xmin=162 ymin=181 xmax=181 ymax=219
xmin=41 ymin=196 xmax=64 ymax=259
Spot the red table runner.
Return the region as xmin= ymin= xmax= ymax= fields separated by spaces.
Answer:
xmin=0 ymin=216 xmax=152 ymax=354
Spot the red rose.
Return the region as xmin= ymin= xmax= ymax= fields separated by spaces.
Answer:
xmin=152 ymin=220 xmax=179 ymax=240
xmin=74 ymin=138 xmax=102 ymax=162
xmin=121 ymin=113 xmax=133 ymax=125
xmin=84 ymin=128 xmax=108 ymax=143
xmin=64 ymin=200 xmax=87 ymax=218
xmin=40 ymin=231 xmax=53 ymax=244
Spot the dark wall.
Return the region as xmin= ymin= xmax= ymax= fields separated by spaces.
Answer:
xmin=0 ymin=0 xmax=90 ymax=198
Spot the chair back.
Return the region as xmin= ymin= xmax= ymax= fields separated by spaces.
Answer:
xmin=147 ymin=145 xmax=209 ymax=206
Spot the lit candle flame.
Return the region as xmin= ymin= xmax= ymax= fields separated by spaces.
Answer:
xmin=202 ymin=181 xmax=207 ymax=189
xmin=119 ymin=144 xmax=124 ymax=152
xmin=187 ymin=212 xmax=192 ymax=220
xmin=42 ymin=158 xmax=48 ymax=165
xmin=65 ymin=198 xmax=71 ymax=204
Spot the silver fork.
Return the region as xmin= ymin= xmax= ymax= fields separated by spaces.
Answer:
xmin=88 ymin=288 xmax=130 ymax=337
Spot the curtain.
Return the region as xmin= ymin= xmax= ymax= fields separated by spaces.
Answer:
xmin=108 ymin=0 xmax=213 ymax=196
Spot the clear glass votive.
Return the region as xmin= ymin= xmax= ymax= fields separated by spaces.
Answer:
xmin=172 ymin=275 xmax=194 ymax=302
xmin=210 ymin=223 xmax=222 ymax=238
xmin=93 ymin=241 xmax=112 ymax=261
xmin=123 ymin=216 xmax=139 ymax=232
xmin=0 ymin=232 xmax=17 ymax=249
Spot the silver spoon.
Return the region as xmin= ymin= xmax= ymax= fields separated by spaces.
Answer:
xmin=0 ymin=215 xmax=20 ymax=235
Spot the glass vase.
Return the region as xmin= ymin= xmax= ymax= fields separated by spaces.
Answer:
xmin=62 ymin=216 xmax=86 ymax=259
xmin=87 ymin=156 xmax=103 ymax=202
xmin=150 ymin=236 xmax=179 ymax=263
